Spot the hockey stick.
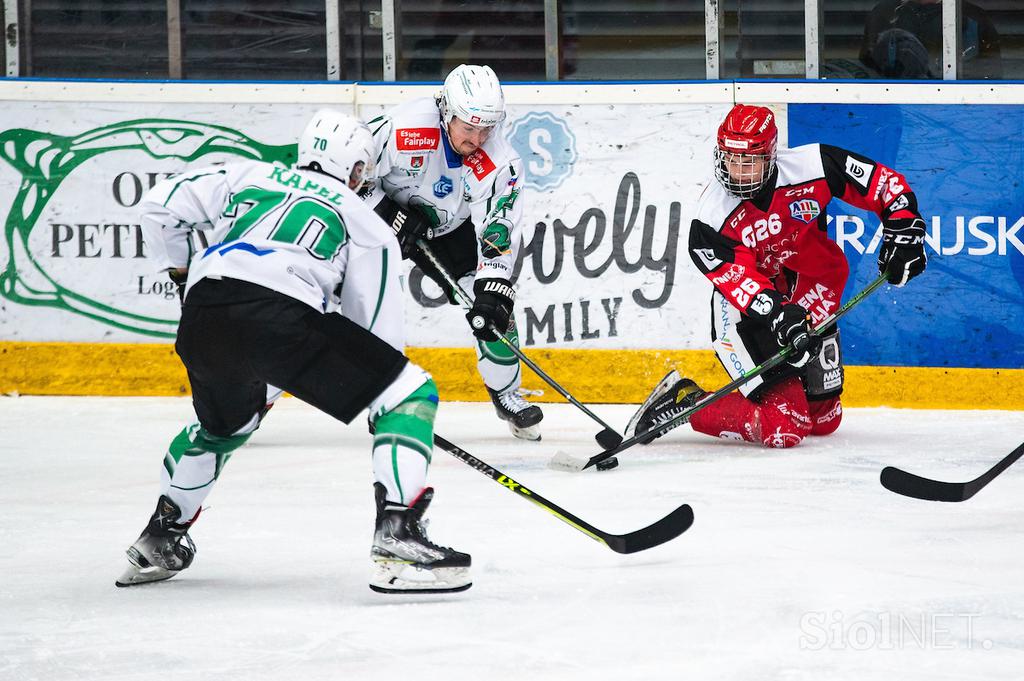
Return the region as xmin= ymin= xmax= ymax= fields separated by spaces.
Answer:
xmin=550 ymin=272 xmax=891 ymax=472
xmin=434 ymin=434 xmax=694 ymax=553
xmin=880 ymin=441 xmax=1024 ymax=502
xmin=416 ymin=238 xmax=624 ymax=450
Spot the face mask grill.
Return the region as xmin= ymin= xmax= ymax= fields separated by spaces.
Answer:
xmin=714 ymin=147 xmax=776 ymax=199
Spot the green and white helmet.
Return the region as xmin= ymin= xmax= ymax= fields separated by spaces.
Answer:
xmin=439 ymin=64 xmax=506 ymax=128
xmin=298 ymin=109 xmax=375 ymax=186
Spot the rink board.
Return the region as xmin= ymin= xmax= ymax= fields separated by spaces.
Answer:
xmin=0 ymin=81 xmax=1021 ymax=406
xmin=2 ymin=341 xmax=1022 ymax=410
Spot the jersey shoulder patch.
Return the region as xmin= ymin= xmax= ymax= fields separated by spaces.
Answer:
xmin=388 ymin=98 xmax=443 ymax=153
xmin=464 ymin=148 xmax=496 ymax=180
xmin=395 ymin=127 xmax=439 ymax=152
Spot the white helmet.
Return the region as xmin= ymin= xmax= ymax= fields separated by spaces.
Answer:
xmin=438 ymin=64 xmax=506 ymax=128
xmin=297 ymin=109 xmax=375 ymax=187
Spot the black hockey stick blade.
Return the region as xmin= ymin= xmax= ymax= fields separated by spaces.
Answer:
xmin=604 ymin=503 xmax=695 ymax=554
xmin=879 ymin=467 xmax=973 ymax=502
xmin=880 ymin=441 xmax=1024 ymax=502
xmin=595 ymin=428 xmax=624 ymax=450
xmin=434 ymin=434 xmax=693 ymax=553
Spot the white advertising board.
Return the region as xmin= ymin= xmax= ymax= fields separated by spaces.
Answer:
xmin=0 ymin=82 xmax=741 ymax=349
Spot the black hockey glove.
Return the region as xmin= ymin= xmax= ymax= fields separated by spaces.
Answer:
xmin=467 ymin=278 xmax=515 ymax=342
xmin=748 ymin=289 xmax=821 ymax=368
xmin=769 ymin=303 xmax=821 ymax=367
xmin=878 ymin=216 xmax=927 ymax=287
xmin=376 ymin=200 xmax=433 ymax=260
xmin=168 ymin=268 xmax=188 ymax=304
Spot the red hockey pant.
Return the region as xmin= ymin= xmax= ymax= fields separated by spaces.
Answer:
xmin=689 ymin=376 xmax=842 ymax=449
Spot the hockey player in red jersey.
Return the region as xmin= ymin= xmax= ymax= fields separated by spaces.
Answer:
xmin=626 ymin=104 xmax=927 ymax=449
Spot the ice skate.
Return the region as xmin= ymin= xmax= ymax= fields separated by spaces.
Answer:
xmin=487 ymin=386 xmax=543 ymax=441
xmin=626 ymin=371 xmax=707 ymax=445
xmin=370 ymin=483 xmax=471 ymax=594
xmin=115 ymin=495 xmax=196 ymax=587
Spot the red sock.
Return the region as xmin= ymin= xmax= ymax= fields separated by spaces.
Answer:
xmin=690 ymin=376 xmax=812 ymax=449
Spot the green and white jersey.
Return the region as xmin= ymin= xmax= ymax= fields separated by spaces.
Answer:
xmin=141 ymin=160 xmax=405 ymax=348
xmin=362 ymin=97 xmax=525 ymax=282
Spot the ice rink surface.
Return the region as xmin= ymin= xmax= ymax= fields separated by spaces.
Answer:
xmin=1 ymin=395 xmax=1022 ymax=681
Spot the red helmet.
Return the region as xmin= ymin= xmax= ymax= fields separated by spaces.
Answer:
xmin=714 ymin=104 xmax=779 ymax=199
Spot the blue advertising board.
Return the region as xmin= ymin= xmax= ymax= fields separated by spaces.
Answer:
xmin=788 ymin=104 xmax=1024 ymax=369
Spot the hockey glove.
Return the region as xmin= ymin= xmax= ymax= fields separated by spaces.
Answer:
xmin=467 ymin=278 xmax=515 ymax=342
xmin=748 ymin=289 xmax=820 ymax=368
xmin=376 ymin=200 xmax=433 ymax=260
xmin=770 ymin=303 xmax=821 ymax=368
xmin=168 ymin=267 xmax=188 ymax=304
xmin=878 ymin=216 xmax=927 ymax=286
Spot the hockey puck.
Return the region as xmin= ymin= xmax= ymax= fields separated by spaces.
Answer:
xmin=595 ymin=456 xmax=619 ymax=471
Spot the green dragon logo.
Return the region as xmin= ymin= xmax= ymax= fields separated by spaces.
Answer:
xmin=0 ymin=120 xmax=294 ymax=338
xmin=481 ymin=221 xmax=512 ymax=258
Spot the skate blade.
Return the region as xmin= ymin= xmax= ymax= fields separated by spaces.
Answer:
xmin=115 ymin=563 xmax=179 ymax=588
xmin=370 ymin=563 xmax=471 ymax=594
xmin=509 ymin=423 xmax=541 ymax=441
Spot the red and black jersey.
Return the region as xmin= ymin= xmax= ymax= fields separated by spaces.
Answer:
xmin=689 ymin=143 xmax=919 ymax=324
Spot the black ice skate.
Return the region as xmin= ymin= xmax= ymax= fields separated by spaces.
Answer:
xmin=115 ymin=495 xmax=196 ymax=587
xmin=370 ymin=483 xmax=471 ymax=594
xmin=625 ymin=370 xmax=707 ymax=445
xmin=487 ymin=386 xmax=543 ymax=441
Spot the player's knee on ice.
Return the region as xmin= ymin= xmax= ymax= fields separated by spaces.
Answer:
xmin=808 ymin=396 xmax=843 ymax=437
xmin=750 ymin=377 xmax=814 ymax=449
xmin=759 ymin=394 xmax=842 ymax=446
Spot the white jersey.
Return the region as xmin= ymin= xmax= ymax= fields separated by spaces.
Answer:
xmin=140 ymin=159 xmax=405 ymax=349
xmin=362 ymin=97 xmax=525 ymax=281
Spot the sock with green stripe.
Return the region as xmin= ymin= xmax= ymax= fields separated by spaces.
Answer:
xmin=370 ymin=379 xmax=438 ymax=506
xmin=159 ymin=417 xmax=256 ymax=521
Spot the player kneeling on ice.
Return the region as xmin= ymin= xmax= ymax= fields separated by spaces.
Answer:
xmin=117 ymin=110 xmax=470 ymax=594
xmin=627 ymin=104 xmax=927 ymax=449
xmin=360 ymin=64 xmax=543 ymax=441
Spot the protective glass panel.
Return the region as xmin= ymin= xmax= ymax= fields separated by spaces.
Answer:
xmin=821 ymin=1 xmax=876 ymax=79
xmin=722 ymin=0 xmax=807 ymax=78
xmin=825 ymin=0 xmax=1010 ymax=80
xmin=181 ymin=2 xmax=326 ymax=80
xmin=560 ymin=1 xmax=706 ymax=80
xmin=339 ymin=1 xmax=383 ymax=81
xmin=26 ymin=2 xmax=168 ymax=78
xmin=975 ymin=1 xmax=1021 ymax=79
xmin=397 ymin=0 xmax=544 ymax=81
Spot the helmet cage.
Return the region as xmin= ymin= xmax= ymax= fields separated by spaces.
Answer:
xmin=714 ymin=147 xmax=777 ymax=200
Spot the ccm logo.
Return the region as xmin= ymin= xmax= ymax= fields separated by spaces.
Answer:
xmin=396 ymin=128 xmax=439 ymax=151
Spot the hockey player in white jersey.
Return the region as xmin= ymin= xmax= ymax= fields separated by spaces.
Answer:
xmin=117 ymin=110 xmax=471 ymax=594
xmin=361 ymin=64 xmax=543 ymax=440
